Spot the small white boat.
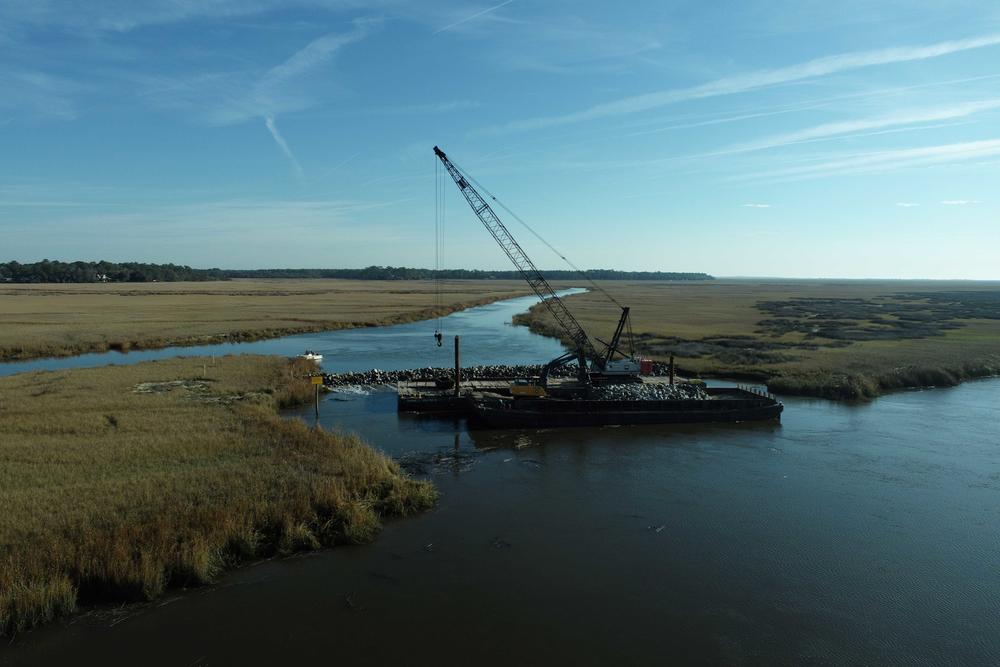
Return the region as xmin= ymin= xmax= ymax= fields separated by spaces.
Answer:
xmin=298 ymin=351 xmax=323 ymax=363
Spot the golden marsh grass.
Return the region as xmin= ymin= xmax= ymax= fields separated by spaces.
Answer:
xmin=0 ymin=279 xmax=530 ymax=361
xmin=516 ymin=279 xmax=1000 ymax=398
xmin=0 ymin=355 xmax=436 ymax=636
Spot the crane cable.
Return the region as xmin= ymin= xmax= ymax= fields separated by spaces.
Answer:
xmin=434 ymin=157 xmax=443 ymax=345
xmin=447 ymin=157 xmax=623 ymax=309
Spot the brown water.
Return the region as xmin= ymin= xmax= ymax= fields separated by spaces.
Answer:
xmin=3 ymin=295 xmax=999 ymax=666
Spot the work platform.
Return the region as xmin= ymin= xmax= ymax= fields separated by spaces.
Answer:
xmin=397 ymin=379 xmax=514 ymax=414
xmin=397 ymin=377 xmax=782 ymax=427
xmin=397 ymin=376 xmax=684 ymax=409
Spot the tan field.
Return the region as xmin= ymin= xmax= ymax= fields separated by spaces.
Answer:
xmin=0 ymin=279 xmax=530 ymax=361
xmin=0 ymin=355 xmax=436 ymax=636
xmin=516 ymin=279 xmax=1000 ymax=398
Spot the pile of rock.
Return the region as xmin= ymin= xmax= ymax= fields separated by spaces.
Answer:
xmin=590 ymin=382 xmax=708 ymax=401
xmin=324 ymin=364 xmax=560 ymax=387
xmin=322 ymin=361 xmax=688 ymax=389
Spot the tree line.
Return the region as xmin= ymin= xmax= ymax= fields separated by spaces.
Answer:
xmin=0 ymin=260 xmax=227 ymax=283
xmin=1 ymin=261 xmax=713 ymax=283
xmin=223 ymin=267 xmax=714 ymax=281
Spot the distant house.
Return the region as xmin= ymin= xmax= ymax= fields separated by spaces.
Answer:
xmin=96 ymin=273 xmax=110 ymax=282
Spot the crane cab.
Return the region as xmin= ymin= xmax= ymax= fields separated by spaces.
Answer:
xmin=599 ymin=357 xmax=652 ymax=378
xmin=602 ymin=357 xmax=641 ymax=376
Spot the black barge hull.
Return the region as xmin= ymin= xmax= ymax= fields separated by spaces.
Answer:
xmin=469 ymin=388 xmax=783 ymax=429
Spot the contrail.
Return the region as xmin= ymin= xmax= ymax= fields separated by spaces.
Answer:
xmin=488 ymin=32 xmax=1000 ymax=133
xmin=706 ymin=98 xmax=1000 ymax=157
xmin=433 ymin=0 xmax=516 ymax=35
xmin=264 ymin=115 xmax=304 ymax=179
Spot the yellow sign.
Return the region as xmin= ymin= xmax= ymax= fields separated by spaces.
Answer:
xmin=510 ymin=384 xmax=546 ymax=397
xmin=311 ymin=376 xmax=324 ymax=385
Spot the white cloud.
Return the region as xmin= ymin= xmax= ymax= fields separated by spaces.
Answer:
xmin=3 ymin=196 xmax=414 ymax=267
xmin=742 ymin=203 xmax=771 ymax=208
xmin=0 ymin=69 xmax=90 ymax=119
xmin=12 ymin=197 xmax=396 ymax=237
xmin=0 ymin=2 xmax=376 ymax=34
xmin=127 ymin=18 xmax=377 ymax=128
xmin=223 ymin=18 xmax=377 ymax=125
xmin=486 ymin=33 xmax=1000 ymax=134
xmin=708 ymin=99 xmax=1000 ymax=156
xmin=127 ymin=18 xmax=376 ymax=177
xmin=741 ymin=138 xmax=1000 ymax=182
xmin=260 ymin=23 xmax=374 ymax=91
xmin=623 ymin=73 xmax=1000 ymax=141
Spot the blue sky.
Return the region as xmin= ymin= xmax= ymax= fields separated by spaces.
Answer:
xmin=1 ymin=1 xmax=999 ymax=278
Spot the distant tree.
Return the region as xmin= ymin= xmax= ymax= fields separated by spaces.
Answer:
xmin=0 ymin=260 xmax=714 ymax=283
xmin=0 ymin=260 xmax=231 ymax=283
xmin=220 ymin=266 xmax=715 ymax=281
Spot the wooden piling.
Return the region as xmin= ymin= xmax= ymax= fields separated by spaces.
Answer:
xmin=454 ymin=335 xmax=461 ymax=397
xmin=310 ymin=374 xmax=323 ymax=420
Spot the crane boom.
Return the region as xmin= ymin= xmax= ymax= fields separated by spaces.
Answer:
xmin=433 ymin=146 xmax=600 ymax=369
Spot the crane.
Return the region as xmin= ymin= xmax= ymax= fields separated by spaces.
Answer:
xmin=433 ymin=145 xmax=640 ymax=387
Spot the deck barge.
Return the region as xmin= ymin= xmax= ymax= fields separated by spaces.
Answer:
xmin=397 ymin=377 xmax=783 ymax=428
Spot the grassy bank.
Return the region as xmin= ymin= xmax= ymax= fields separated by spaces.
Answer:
xmin=0 ymin=355 xmax=436 ymax=636
xmin=0 ymin=279 xmax=531 ymax=361
xmin=514 ymin=280 xmax=1000 ymax=399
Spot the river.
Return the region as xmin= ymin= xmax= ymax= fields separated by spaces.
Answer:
xmin=3 ymin=291 xmax=998 ymax=666
xmin=0 ymin=290 xmax=584 ymax=378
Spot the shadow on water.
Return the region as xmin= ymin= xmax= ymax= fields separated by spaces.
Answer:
xmin=463 ymin=419 xmax=785 ymax=452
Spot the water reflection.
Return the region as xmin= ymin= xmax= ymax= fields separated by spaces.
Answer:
xmin=464 ymin=420 xmax=785 ymax=451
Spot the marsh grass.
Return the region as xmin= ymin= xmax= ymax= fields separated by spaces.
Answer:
xmin=514 ymin=280 xmax=1000 ymax=399
xmin=0 ymin=355 xmax=436 ymax=636
xmin=0 ymin=279 xmax=531 ymax=361
xmin=766 ymin=362 xmax=999 ymax=399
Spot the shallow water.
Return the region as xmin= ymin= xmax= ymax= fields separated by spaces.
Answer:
xmin=3 ymin=292 xmax=999 ymax=666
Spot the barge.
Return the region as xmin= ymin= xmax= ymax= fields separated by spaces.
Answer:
xmin=419 ymin=147 xmax=785 ymax=430
xmin=397 ymin=379 xmax=783 ymax=429
xmin=469 ymin=387 xmax=782 ymax=429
